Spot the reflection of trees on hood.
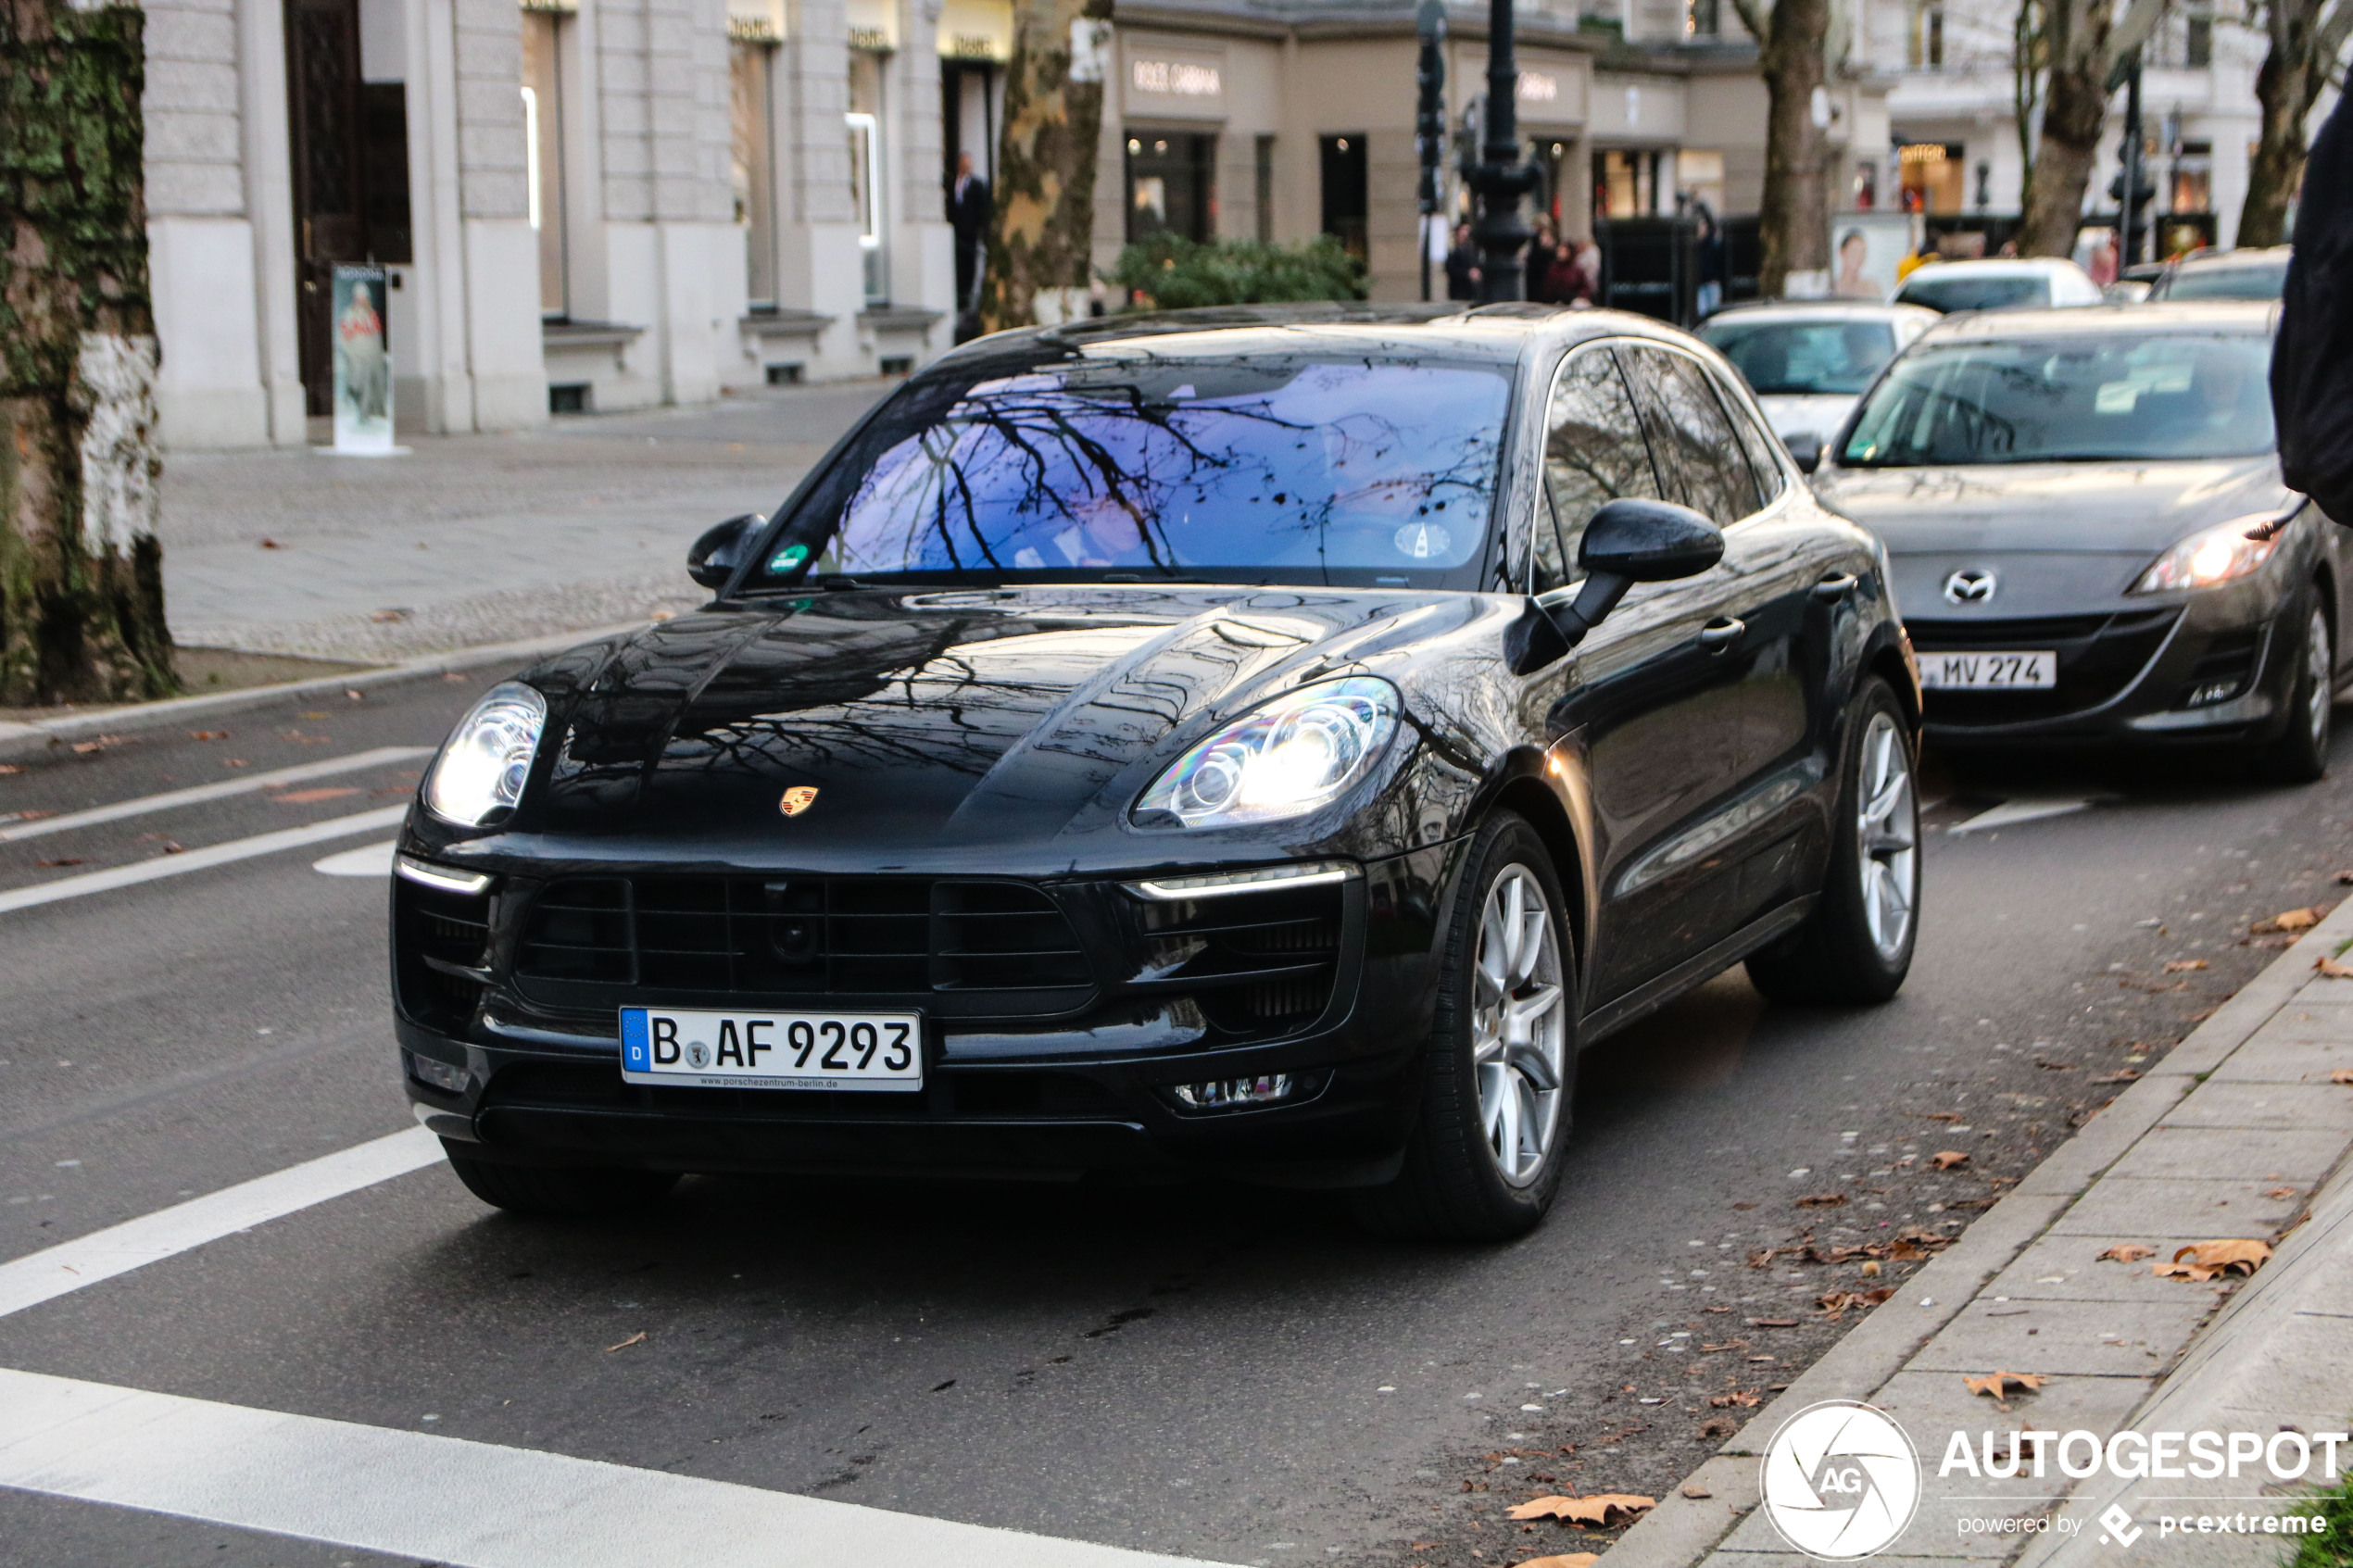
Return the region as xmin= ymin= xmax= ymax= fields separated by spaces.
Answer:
xmin=824 ymin=361 xmax=1506 ymax=580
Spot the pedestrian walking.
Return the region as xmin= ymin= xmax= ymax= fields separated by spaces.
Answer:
xmin=945 ymin=153 xmax=991 ymax=317
xmin=1443 ymin=221 xmax=1481 ymax=301
xmin=2273 ymin=94 xmax=2353 ymax=527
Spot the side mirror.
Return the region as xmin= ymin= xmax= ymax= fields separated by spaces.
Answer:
xmin=1782 ymin=431 xmax=1823 ymax=474
xmin=1507 ymin=498 xmax=1724 ymax=674
xmin=687 ymin=513 xmax=765 ymax=590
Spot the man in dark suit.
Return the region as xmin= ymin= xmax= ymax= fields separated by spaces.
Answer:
xmin=946 ymin=152 xmax=992 ymax=313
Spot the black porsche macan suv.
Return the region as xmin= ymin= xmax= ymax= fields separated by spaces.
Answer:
xmin=395 ymin=305 xmax=1922 ymax=1239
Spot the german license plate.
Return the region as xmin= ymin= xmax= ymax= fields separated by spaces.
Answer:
xmin=1917 ymin=650 xmax=2057 ymax=690
xmin=619 ymin=1008 xmax=922 ymax=1091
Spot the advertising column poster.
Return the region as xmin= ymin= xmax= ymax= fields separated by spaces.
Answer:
xmin=332 ymin=264 xmax=396 ymax=454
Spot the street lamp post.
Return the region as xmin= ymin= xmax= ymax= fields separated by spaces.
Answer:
xmin=1416 ymin=0 xmax=1448 ymax=303
xmin=1466 ymin=0 xmax=1537 ymax=303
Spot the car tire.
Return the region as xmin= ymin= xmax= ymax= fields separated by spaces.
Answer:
xmin=1745 ymin=677 xmax=1919 ymax=1006
xmin=442 ymin=1144 xmax=680 ymax=1216
xmin=2253 ymin=598 xmax=2333 ymax=785
xmin=1350 ymin=811 xmax=1577 ymax=1242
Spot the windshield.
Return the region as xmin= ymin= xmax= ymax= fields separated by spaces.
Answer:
xmin=1840 ymin=332 xmax=2275 ymax=466
xmin=2154 ymin=259 xmax=2288 ymax=301
xmin=1894 ymin=272 xmax=2050 ymax=314
xmin=1700 ymin=319 xmax=1898 ymax=395
xmin=747 ymin=354 xmax=1515 ymax=589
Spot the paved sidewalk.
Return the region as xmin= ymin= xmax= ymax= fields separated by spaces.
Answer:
xmin=158 ymin=382 xmax=887 ymax=664
xmin=1603 ymin=894 xmax=2353 ymax=1567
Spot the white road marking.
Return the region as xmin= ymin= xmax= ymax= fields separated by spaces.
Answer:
xmin=1946 ymin=795 xmax=2110 ymax=835
xmin=312 ymin=839 xmax=397 ymax=877
xmin=0 ymin=806 xmax=409 ymax=915
xmin=0 ymin=1368 xmax=1231 ymax=1568
xmin=0 ymin=1127 xmax=445 ymax=1320
xmin=0 ymin=746 xmax=429 ymax=843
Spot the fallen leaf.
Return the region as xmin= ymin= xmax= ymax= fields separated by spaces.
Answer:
xmin=2267 ymin=1186 xmax=2299 ymax=1199
xmin=1699 ymin=1339 xmax=1746 ymax=1353
xmin=1509 ymin=1556 xmax=1599 ymax=1568
xmin=1817 ymin=1289 xmax=1895 ymax=1315
xmin=33 ymin=858 xmax=85 ymax=869
xmin=1680 ymin=1484 xmax=1714 ymax=1499
xmin=1730 ymin=1201 xmax=1757 ymax=1210
xmin=2332 ymin=1071 xmax=2353 ymax=1085
xmin=1913 ymin=1111 xmax=1963 ymax=1122
xmin=2320 ymin=955 xmax=2353 ymax=978
xmin=159 ymin=841 xmax=184 ymax=854
xmin=2163 ymin=959 xmax=2209 ymax=972
xmin=188 ymin=730 xmax=227 ymax=741
xmin=1794 ymin=1192 xmax=1847 ymax=1208
xmin=2253 ymin=907 xmax=2327 ymax=935
xmin=223 ymin=759 xmax=249 ymax=768
xmin=2153 ymin=1239 xmax=2272 ymax=1282
xmin=0 ymin=764 xmax=19 ymax=774
xmin=1964 ymin=1371 xmax=2046 ymax=1399
xmin=1932 ymin=1150 xmax=1970 ymax=1170
xmin=270 ymin=786 xmax=362 ymax=805
xmin=605 ymin=1332 xmax=647 ymax=1352
xmin=1709 ymin=1389 xmax=1762 ymax=1408
xmin=69 ymin=736 xmax=120 ymax=755
xmin=2099 ymin=1244 xmax=2156 ymax=1263
xmin=2037 ymin=1060 xmax=2075 ymax=1071
xmin=258 ymin=538 xmax=283 ymax=548
xmin=2091 ymin=1070 xmax=2141 ymax=1085
xmin=370 ymin=608 xmax=409 ymax=622
xmin=1506 ymin=1495 xmax=1656 ymax=1525
xmin=1746 ymin=1317 xmax=1800 ymax=1328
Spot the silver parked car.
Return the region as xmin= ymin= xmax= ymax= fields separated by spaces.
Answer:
xmin=1815 ymin=302 xmax=2347 ymax=780
xmin=2146 ymin=246 xmax=2291 ymax=302
xmin=1699 ymin=303 xmax=1939 ymax=467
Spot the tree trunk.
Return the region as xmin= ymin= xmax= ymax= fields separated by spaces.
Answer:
xmin=0 ymin=0 xmax=171 ymax=708
xmin=1747 ymin=0 xmax=1831 ymax=298
xmin=2240 ymin=9 xmax=2322 ymax=248
xmin=2016 ymin=0 xmax=2108 ymax=257
xmin=979 ymin=0 xmax=1114 ymax=332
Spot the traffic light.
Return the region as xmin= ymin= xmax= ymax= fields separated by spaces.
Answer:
xmin=1416 ymin=0 xmax=1447 ymax=217
xmin=2107 ymin=168 xmax=2157 ymax=225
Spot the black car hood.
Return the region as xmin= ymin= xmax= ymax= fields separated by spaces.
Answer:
xmin=1814 ymin=456 xmax=2290 ymax=615
xmin=523 ymin=586 xmax=1474 ymax=858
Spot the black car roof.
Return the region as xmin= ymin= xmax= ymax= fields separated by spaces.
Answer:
xmin=926 ymin=302 xmax=1701 ymax=373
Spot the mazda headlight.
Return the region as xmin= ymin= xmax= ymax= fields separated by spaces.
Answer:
xmin=2130 ymin=514 xmax=2286 ymax=594
xmin=424 ymin=682 xmax=547 ymax=825
xmin=1135 ymin=677 xmax=1400 ymax=828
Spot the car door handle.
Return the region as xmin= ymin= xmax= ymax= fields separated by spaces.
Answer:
xmin=1812 ymin=571 xmax=1859 ymax=602
xmin=1698 ymin=616 xmax=1745 ymax=651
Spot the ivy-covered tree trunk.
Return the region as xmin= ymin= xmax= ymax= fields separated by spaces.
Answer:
xmin=0 ymin=0 xmax=171 ymax=708
xmin=2015 ymin=0 xmax=2110 ymax=257
xmin=1732 ymin=0 xmax=1831 ymax=299
xmin=979 ymin=0 xmax=1113 ymax=332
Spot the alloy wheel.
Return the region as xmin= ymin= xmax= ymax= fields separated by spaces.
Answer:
xmin=1472 ymin=865 xmax=1568 ymax=1186
xmin=1856 ymin=711 xmax=1919 ymax=962
xmin=2304 ymin=607 xmax=2333 ymax=752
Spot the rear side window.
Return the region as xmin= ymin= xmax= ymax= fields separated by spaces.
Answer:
xmin=1621 ymin=345 xmax=1764 ymax=524
xmin=1535 ymin=345 xmax=1662 ymax=591
xmin=1714 ymin=370 xmax=1789 ymax=508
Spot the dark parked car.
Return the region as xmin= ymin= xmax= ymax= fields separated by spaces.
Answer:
xmin=1815 ymin=302 xmax=2339 ymax=775
xmin=394 ymin=305 xmax=1921 ymax=1240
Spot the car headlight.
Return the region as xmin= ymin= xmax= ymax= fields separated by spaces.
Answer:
xmin=1135 ymin=677 xmax=1401 ymax=828
xmin=2130 ymin=513 xmax=2286 ymax=594
xmin=424 ymin=682 xmax=547 ymax=825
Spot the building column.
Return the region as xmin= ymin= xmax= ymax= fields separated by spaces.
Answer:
xmin=233 ymin=0 xmax=308 ymax=444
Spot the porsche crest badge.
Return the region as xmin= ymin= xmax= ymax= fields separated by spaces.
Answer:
xmin=778 ymin=786 xmax=820 ymax=818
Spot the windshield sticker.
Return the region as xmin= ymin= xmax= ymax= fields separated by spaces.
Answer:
xmin=1394 ymin=522 xmax=1452 ymax=559
xmin=768 ymin=543 xmax=810 ymax=571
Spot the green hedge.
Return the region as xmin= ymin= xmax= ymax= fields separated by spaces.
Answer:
xmin=2283 ymin=1472 xmax=2353 ymax=1567
xmin=1108 ymin=233 xmax=1367 ymax=310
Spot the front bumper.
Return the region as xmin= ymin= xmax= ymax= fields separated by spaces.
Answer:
xmin=394 ymin=842 xmax=1466 ymax=1187
xmin=1905 ymin=586 xmax=2298 ymax=746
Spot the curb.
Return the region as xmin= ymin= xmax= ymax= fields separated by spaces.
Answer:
xmin=0 ymin=622 xmax=648 ymax=764
xmin=1597 ymin=892 xmax=2353 ymax=1567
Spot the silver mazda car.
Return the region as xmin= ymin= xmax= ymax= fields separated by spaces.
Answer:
xmin=1814 ymin=302 xmax=2344 ymax=779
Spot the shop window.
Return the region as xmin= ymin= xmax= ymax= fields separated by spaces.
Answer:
xmin=731 ymin=40 xmax=777 ymax=308
xmin=1319 ymin=134 xmax=1367 ymax=260
xmin=1128 ymin=132 xmax=1216 ymax=244
xmin=521 ymin=8 xmax=566 ymax=318
xmin=1255 ymin=133 xmax=1276 ymax=242
xmin=849 ymin=50 xmax=887 ymax=305
xmin=2172 ymin=141 xmax=2213 ymax=213
xmin=1593 ymin=148 xmax=1662 ymax=219
xmin=1897 ymin=142 xmax=1963 ymax=213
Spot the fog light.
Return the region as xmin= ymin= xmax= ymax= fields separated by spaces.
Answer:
xmin=2185 ymin=679 xmax=2245 ymax=708
xmin=1165 ymin=1073 xmax=1309 ymax=1111
xmin=409 ymin=1052 xmax=469 ymax=1095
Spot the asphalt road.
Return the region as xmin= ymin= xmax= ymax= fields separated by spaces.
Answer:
xmin=6 ymin=671 xmax=2353 ymax=1568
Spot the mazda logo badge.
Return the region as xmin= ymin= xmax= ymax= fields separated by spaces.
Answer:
xmin=1943 ymin=570 xmax=1996 ymax=604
